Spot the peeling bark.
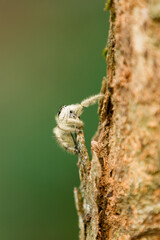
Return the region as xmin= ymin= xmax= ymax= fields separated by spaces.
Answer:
xmin=74 ymin=0 xmax=160 ymax=239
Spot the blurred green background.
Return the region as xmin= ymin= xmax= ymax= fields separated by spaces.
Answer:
xmin=0 ymin=1 xmax=109 ymax=239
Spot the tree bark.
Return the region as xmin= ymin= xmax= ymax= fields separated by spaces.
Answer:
xmin=74 ymin=0 xmax=160 ymax=239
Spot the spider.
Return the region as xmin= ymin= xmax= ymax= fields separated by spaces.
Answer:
xmin=53 ymin=93 xmax=104 ymax=154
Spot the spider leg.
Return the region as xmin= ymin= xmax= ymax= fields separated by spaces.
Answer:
xmin=66 ymin=118 xmax=84 ymax=128
xmin=71 ymin=133 xmax=80 ymax=153
xmin=81 ymin=93 xmax=104 ymax=107
xmin=57 ymin=124 xmax=81 ymax=133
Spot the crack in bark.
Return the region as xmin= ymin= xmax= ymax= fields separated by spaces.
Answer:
xmin=96 ymin=89 xmax=114 ymax=239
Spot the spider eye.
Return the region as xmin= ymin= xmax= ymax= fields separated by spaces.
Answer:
xmin=69 ymin=110 xmax=76 ymax=118
xmin=58 ymin=105 xmax=66 ymax=116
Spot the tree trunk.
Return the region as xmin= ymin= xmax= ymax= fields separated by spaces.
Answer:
xmin=74 ymin=0 xmax=160 ymax=239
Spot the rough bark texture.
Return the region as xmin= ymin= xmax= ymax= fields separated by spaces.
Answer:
xmin=74 ymin=0 xmax=160 ymax=239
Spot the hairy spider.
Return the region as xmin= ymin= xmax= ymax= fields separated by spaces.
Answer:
xmin=53 ymin=93 xmax=104 ymax=154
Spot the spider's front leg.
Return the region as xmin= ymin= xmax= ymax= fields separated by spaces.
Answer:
xmin=58 ymin=124 xmax=82 ymax=133
xmin=66 ymin=118 xmax=84 ymax=129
